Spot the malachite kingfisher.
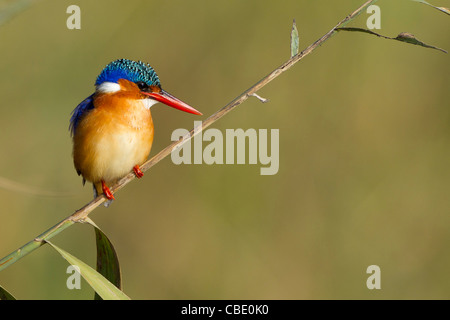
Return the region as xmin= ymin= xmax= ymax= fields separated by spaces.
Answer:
xmin=70 ymin=59 xmax=202 ymax=205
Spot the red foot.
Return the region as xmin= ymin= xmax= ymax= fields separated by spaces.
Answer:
xmin=133 ymin=165 xmax=144 ymax=178
xmin=101 ymin=180 xmax=115 ymax=200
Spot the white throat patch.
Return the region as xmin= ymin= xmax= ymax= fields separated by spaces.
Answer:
xmin=143 ymin=98 xmax=159 ymax=109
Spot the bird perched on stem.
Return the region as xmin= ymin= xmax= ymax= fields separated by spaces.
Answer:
xmin=70 ymin=59 xmax=202 ymax=206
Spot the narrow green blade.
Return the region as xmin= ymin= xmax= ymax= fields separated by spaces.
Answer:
xmin=411 ymin=0 xmax=450 ymax=15
xmin=394 ymin=32 xmax=447 ymax=53
xmin=46 ymin=240 xmax=130 ymax=300
xmin=0 ymin=0 xmax=36 ymax=28
xmin=84 ymin=218 xmax=122 ymax=300
xmin=0 ymin=284 xmax=16 ymax=300
xmin=336 ymin=27 xmax=447 ymax=53
xmin=290 ymin=19 xmax=299 ymax=57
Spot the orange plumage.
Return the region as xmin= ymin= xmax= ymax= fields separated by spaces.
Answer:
xmin=73 ymin=79 xmax=154 ymax=198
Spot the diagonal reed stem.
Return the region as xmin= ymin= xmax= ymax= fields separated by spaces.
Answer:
xmin=0 ymin=0 xmax=377 ymax=272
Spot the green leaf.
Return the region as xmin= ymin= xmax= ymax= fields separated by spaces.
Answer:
xmin=290 ymin=19 xmax=299 ymax=57
xmin=336 ymin=27 xmax=447 ymax=53
xmin=84 ymin=218 xmax=122 ymax=300
xmin=0 ymin=0 xmax=36 ymax=28
xmin=411 ymin=0 xmax=450 ymax=15
xmin=45 ymin=240 xmax=130 ymax=300
xmin=0 ymin=284 xmax=16 ymax=300
xmin=394 ymin=32 xmax=447 ymax=52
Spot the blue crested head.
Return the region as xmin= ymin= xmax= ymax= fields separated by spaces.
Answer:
xmin=95 ymin=59 xmax=161 ymax=87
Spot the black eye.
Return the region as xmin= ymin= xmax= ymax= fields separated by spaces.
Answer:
xmin=136 ymin=81 xmax=148 ymax=91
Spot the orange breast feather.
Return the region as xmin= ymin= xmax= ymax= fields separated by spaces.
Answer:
xmin=73 ymin=91 xmax=154 ymax=185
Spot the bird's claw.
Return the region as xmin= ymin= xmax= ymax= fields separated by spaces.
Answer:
xmin=101 ymin=180 xmax=115 ymax=200
xmin=133 ymin=165 xmax=144 ymax=178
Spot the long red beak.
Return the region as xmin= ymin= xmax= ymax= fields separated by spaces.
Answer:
xmin=142 ymin=90 xmax=202 ymax=115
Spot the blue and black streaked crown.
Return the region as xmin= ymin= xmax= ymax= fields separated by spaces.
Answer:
xmin=95 ymin=59 xmax=161 ymax=87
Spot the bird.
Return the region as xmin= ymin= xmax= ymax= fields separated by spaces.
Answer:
xmin=70 ymin=58 xmax=202 ymax=206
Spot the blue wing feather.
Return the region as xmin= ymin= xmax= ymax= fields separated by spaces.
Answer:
xmin=69 ymin=94 xmax=95 ymax=136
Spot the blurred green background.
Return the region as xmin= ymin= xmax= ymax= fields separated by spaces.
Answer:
xmin=0 ymin=0 xmax=449 ymax=299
